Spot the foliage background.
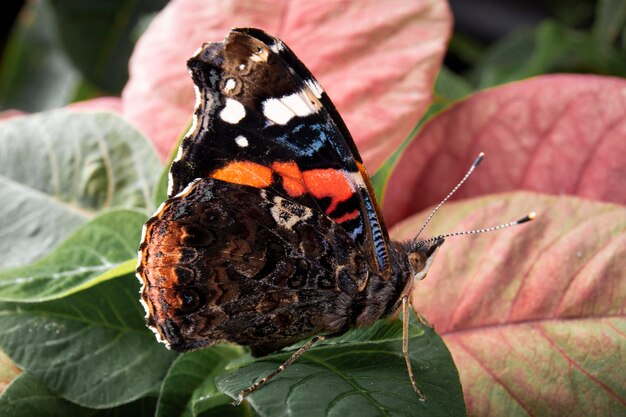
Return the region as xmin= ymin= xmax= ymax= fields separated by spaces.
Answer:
xmin=0 ymin=0 xmax=624 ymax=416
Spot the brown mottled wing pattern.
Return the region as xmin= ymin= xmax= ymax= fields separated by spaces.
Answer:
xmin=137 ymin=178 xmax=369 ymax=353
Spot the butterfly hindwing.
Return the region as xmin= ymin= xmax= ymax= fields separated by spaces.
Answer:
xmin=169 ymin=28 xmax=391 ymax=273
xmin=138 ymin=178 xmax=369 ymax=352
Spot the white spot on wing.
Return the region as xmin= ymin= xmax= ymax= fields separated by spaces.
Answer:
xmin=235 ymin=135 xmax=249 ymax=147
xmin=269 ymin=41 xmax=285 ymax=53
xmin=167 ymin=172 xmax=174 ymax=196
xmin=262 ymin=88 xmax=321 ymax=125
xmin=350 ymin=171 xmax=367 ymax=189
xmin=270 ymin=196 xmax=312 ymax=229
xmin=263 ymin=98 xmax=293 ymax=124
xmin=220 ymin=98 xmax=246 ymax=123
xmin=224 ymin=78 xmax=236 ymax=92
xmin=305 ymin=79 xmax=324 ymax=99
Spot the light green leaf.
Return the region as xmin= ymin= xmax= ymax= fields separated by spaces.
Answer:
xmin=153 ymin=118 xmax=192 ymax=208
xmin=0 ymin=209 xmax=145 ymax=302
xmin=0 ymin=110 xmax=162 ymax=269
xmin=0 ymin=275 xmax=176 ymax=408
xmin=157 ymin=345 xmax=246 ymax=417
xmin=216 ymin=316 xmax=466 ymax=417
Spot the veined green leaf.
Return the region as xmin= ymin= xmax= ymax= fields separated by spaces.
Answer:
xmin=0 ymin=209 xmax=146 ymax=302
xmin=216 ymin=315 xmax=466 ymax=417
xmin=0 ymin=275 xmax=176 ymax=408
xmin=0 ymin=373 xmax=158 ymax=416
xmin=156 ymin=345 xmax=246 ymax=417
xmin=0 ymin=110 xmax=162 ymax=269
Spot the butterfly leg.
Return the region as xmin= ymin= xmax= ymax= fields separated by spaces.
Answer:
xmin=402 ymin=296 xmax=426 ymax=402
xmin=234 ymin=334 xmax=329 ymax=405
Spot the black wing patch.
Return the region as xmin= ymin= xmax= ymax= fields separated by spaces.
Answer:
xmin=168 ymin=28 xmax=391 ymax=273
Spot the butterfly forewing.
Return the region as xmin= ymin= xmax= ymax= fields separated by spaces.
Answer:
xmin=169 ymin=28 xmax=391 ymax=273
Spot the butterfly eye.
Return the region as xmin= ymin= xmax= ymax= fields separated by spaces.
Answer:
xmin=408 ymin=252 xmax=426 ymax=274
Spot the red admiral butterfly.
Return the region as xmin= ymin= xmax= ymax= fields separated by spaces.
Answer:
xmin=136 ymin=28 xmax=533 ymax=403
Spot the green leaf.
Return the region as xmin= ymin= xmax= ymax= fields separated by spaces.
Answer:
xmin=0 ymin=1 xmax=88 ymax=112
xmin=0 ymin=373 xmax=158 ymax=417
xmin=0 ymin=209 xmax=145 ymax=302
xmin=473 ymin=21 xmax=626 ymax=89
xmin=216 ymin=316 xmax=466 ymax=417
xmin=0 ymin=275 xmax=177 ymax=408
xmin=48 ymin=0 xmax=169 ymax=93
xmin=593 ymin=0 xmax=626 ymax=46
xmin=0 ymin=373 xmax=87 ymax=417
xmin=0 ymin=110 xmax=162 ymax=269
xmin=157 ymin=345 xmax=246 ymax=417
xmin=153 ymin=118 xmax=192 ymax=208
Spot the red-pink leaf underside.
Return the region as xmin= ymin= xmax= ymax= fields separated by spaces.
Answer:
xmin=391 ymin=191 xmax=626 ymax=417
xmin=384 ymin=74 xmax=626 ymax=226
xmin=121 ymin=0 xmax=451 ymax=170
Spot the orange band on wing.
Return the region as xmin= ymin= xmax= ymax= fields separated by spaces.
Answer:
xmin=211 ymin=161 xmax=273 ymax=188
xmin=302 ymin=169 xmax=354 ymax=215
xmin=272 ymin=161 xmax=306 ymax=197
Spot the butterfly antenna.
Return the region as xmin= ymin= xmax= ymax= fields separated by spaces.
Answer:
xmin=414 ymin=152 xmax=485 ymax=239
xmin=420 ymin=212 xmax=536 ymax=245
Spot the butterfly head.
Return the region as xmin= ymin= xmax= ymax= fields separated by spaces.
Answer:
xmin=404 ymin=237 xmax=445 ymax=282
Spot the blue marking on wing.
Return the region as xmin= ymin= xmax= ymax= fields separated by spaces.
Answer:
xmin=362 ymin=192 xmax=388 ymax=270
xmin=273 ymin=121 xmax=345 ymax=158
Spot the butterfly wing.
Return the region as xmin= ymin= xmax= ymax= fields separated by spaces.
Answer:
xmin=137 ymin=178 xmax=369 ymax=352
xmin=169 ymin=28 xmax=391 ymax=273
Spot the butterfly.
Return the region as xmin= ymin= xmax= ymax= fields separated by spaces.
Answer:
xmin=136 ymin=27 xmax=532 ymax=403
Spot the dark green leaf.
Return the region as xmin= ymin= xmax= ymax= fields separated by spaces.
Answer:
xmin=157 ymin=345 xmax=246 ymax=417
xmin=0 ymin=373 xmax=158 ymax=417
xmin=0 ymin=1 xmax=90 ymax=112
xmin=0 ymin=373 xmax=87 ymax=417
xmin=593 ymin=0 xmax=626 ymax=46
xmin=0 ymin=275 xmax=177 ymax=408
xmin=0 ymin=110 xmax=162 ymax=269
xmin=49 ymin=0 xmax=168 ymax=93
xmin=473 ymin=21 xmax=626 ymax=88
xmin=0 ymin=209 xmax=145 ymax=302
xmin=543 ymin=0 xmax=596 ymax=27
xmin=216 ymin=316 xmax=466 ymax=417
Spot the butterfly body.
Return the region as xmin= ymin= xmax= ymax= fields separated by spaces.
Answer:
xmin=137 ymin=28 xmax=442 ymax=371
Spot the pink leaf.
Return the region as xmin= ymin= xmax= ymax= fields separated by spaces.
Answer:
xmin=391 ymin=192 xmax=626 ymax=416
xmin=121 ymin=0 xmax=451 ymax=168
xmin=383 ymin=74 xmax=626 ymax=226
